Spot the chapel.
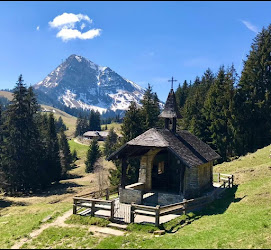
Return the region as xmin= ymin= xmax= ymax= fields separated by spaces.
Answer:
xmin=107 ymin=83 xmax=220 ymax=206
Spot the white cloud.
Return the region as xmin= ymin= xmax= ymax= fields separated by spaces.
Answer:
xmin=241 ymin=20 xmax=259 ymax=33
xmin=49 ymin=13 xmax=91 ymax=29
xmin=36 ymin=26 xmax=40 ymax=31
xmin=56 ymin=28 xmax=102 ymax=42
xmin=49 ymin=12 xmax=101 ymax=41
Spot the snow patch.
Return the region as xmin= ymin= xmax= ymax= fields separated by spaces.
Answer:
xmin=75 ymin=55 xmax=82 ymax=62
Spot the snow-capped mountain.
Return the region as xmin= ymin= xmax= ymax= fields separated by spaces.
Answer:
xmin=34 ymin=54 xmax=145 ymax=113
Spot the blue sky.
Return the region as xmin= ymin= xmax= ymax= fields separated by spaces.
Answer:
xmin=0 ymin=1 xmax=270 ymax=101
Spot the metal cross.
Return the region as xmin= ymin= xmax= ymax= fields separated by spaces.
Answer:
xmin=168 ymin=76 xmax=177 ymax=89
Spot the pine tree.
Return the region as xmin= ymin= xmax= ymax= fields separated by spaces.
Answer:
xmin=0 ymin=104 xmax=4 ymax=187
xmin=236 ymin=25 xmax=271 ymax=154
xmin=175 ymin=80 xmax=190 ymax=110
xmin=55 ymin=116 xmax=67 ymax=133
xmin=72 ymin=149 xmax=78 ymax=162
xmin=121 ymin=101 xmax=144 ymax=143
xmin=46 ymin=113 xmax=62 ymax=182
xmin=89 ymin=110 xmax=101 ymax=131
xmin=59 ymin=129 xmax=72 ymax=176
xmin=75 ymin=113 xmax=88 ymax=136
xmin=140 ymin=84 xmax=160 ymax=130
xmin=203 ymin=66 xmax=237 ymax=160
xmin=104 ymin=128 xmax=118 ymax=158
xmin=0 ymin=75 xmax=43 ymax=193
xmin=85 ymin=139 xmax=101 ymax=173
xmin=89 ymin=110 xmax=96 ymax=131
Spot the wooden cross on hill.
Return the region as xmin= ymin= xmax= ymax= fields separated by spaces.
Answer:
xmin=168 ymin=76 xmax=177 ymax=89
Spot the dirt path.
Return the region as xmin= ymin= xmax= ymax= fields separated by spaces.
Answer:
xmin=11 ymin=209 xmax=124 ymax=249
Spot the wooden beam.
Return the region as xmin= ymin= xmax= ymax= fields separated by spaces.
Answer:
xmin=121 ymin=158 xmax=127 ymax=188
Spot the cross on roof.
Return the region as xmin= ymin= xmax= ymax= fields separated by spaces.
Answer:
xmin=168 ymin=76 xmax=177 ymax=89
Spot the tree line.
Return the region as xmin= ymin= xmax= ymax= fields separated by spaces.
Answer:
xmin=106 ymin=24 xmax=271 ymax=187
xmin=174 ymin=25 xmax=271 ymax=161
xmin=0 ymin=75 xmax=75 ymax=194
xmin=75 ymin=110 xmax=102 ymax=136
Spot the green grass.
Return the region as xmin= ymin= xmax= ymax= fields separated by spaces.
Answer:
xmin=101 ymin=122 xmax=122 ymax=133
xmin=127 ymin=223 xmax=159 ymax=233
xmin=65 ymin=214 xmax=110 ymax=227
xmin=1 ymin=138 xmax=271 ymax=249
xmin=69 ymin=139 xmax=89 ymax=160
xmin=21 ymin=226 xmax=99 ymax=249
xmin=95 ymin=145 xmax=271 ymax=249
xmin=0 ymin=202 xmax=71 ymax=249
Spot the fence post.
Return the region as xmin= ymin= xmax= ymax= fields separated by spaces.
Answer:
xmin=232 ymin=175 xmax=234 ymax=187
xmin=91 ymin=201 xmax=96 ymax=216
xmin=130 ymin=203 xmax=135 ymax=223
xmin=218 ymin=173 xmax=220 ymax=183
xmin=106 ymin=188 xmax=109 ymax=200
xmin=110 ymin=200 xmax=115 ymax=221
xmin=155 ymin=205 xmax=160 ymax=227
xmin=73 ymin=199 xmax=77 ymax=215
xmin=183 ymin=199 xmax=187 ymax=215
xmin=228 ymin=177 xmax=231 ymax=188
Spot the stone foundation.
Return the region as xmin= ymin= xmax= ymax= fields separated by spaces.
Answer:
xmin=143 ymin=192 xmax=184 ymax=206
xmin=119 ymin=187 xmax=143 ymax=204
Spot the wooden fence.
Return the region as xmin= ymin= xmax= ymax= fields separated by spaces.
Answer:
xmin=130 ymin=173 xmax=234 ymax=227
xmin=73 ymin=174 xmax=234 ymax=227
xmin=76 ymin=185 xmax=119 ymax=200
xmin=73 ymin=197 xmax=115 ymax=221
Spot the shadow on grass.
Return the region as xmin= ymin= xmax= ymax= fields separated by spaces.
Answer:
xmin=195 ymin=185 xmax=239 ymax=216
xmin=0 ymin=199 xmax=28 ymax=210
xmin=162 ymin=185 xmax=240 ymax=233
xmin=3 ymin=181 xmax=84 ymax=199
xmin=61 ymin=173 xmax=84 ymax=180
xmin=33 ymin=182 xmax=84 ymax=197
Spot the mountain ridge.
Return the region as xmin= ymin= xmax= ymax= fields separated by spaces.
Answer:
xmin=34 ymin=54 xmax=145 ymax=114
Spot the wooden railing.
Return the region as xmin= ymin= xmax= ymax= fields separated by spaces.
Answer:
xmin=130 ymin=203 xmax=160 ymax=227
xmin=73 ymin=174 xmax=234 ymax=227
xmin=213 ymin=173 xmax=234 ymax=188
xmin=76 ymin=185 xmax=119 ymax=200
xmin=73 ymin=197 xmax=115 ymax=221
xmin=130 ymin=173 xmax=234 ymax=227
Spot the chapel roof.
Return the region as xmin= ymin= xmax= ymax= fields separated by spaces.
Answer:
xmin=107 ymin=128 xmax=221 ymax=167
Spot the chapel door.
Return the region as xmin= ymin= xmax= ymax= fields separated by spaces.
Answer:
xmin=152 ymin=161 xmax=167 ymax=191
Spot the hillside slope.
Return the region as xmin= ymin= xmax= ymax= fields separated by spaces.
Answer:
xmin=0 ymin=91 xmax=77 ymax=137
xmin=95 ymin=145 xmax=271 ymax=249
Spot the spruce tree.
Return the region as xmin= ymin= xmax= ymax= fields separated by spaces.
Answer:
xmin=75 ymin=113 xmax=88 ymax=136
xmin=121 ymin=101 xmax=144 ymax=143
xmin=55 ymin=116 xmax=67 ymax=133
xmin=203 ymin=66 xmax=237 ymax=160
xmin=1 ymin=75 xmax=42 ymax=193
xmin=59 ymin=129 xmax=72 ymax=175
xmin=46 ymin=113 xmax=62 ymax=182
xmin=236 ymin=24 xmax=271 ymax=154
xmin=85 ymin=139 xmax=101 ymax=173
xmin=104 ymin=128 xmax=118 ymax=158
xmin=140 ymin=84 xmax=160 ymax=130
xmin=72 ymin=149 xmax=78 ymax=163
xmin=89 ymin=110 xmax=101 ymax=131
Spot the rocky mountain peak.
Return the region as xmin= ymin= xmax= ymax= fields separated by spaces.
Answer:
xmin=34 ymin=54 xmax=145 ymax=114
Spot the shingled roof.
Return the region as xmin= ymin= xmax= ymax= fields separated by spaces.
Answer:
xmin=159 ymin=89 xmax=182 ymax=119
xmin=107 ymin=128 xmax=220 ymax=167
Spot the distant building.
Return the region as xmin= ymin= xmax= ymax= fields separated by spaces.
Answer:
xmin=41 ymin=108 xmax=55 ymax=113
xmin=83 ymin=131 xmax=109 ymax=141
